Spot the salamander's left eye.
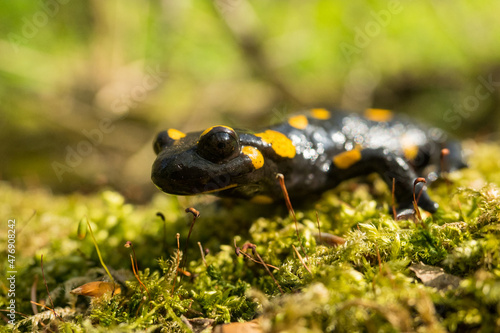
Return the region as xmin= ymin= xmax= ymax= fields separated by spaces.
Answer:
xmin=197 ymin=126 xmax=240 ymax=163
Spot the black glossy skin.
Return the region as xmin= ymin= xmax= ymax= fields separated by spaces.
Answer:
xmin=151 ymin=109 xmax=467 ymax=213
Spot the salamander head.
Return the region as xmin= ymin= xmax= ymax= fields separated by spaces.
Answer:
xmin=151 ymin=126 xmax=264 ymax=195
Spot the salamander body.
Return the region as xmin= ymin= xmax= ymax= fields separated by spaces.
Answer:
xmin=151 ymin=108 xmax=467 ymax=213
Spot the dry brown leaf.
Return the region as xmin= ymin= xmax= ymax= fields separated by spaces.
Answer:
xmin=409 ymin=262 xmax=461 ymax=290
xmin=70 ymin=281 xmax=121 ymax=297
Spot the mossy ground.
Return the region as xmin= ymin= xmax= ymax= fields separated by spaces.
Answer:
xmin=1 ymin=141 xmax=500 ymax=332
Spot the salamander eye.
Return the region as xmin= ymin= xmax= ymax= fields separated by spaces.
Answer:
xmin=197 ymin=126 xmax=240 ymax=163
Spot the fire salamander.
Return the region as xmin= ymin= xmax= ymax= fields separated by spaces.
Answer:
xmin=151 ymin=108 xmax=467 ymax=214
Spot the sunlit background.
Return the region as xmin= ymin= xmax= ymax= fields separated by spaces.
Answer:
xmin=2 ymin=0 xmax=499 ymax=202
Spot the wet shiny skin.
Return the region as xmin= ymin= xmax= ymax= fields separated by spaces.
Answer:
xmin=151 ymin=109 xmax=467 ymax=213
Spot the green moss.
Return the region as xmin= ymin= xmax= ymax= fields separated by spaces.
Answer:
xmin=1 ymin=141 xmax=500 ymax=331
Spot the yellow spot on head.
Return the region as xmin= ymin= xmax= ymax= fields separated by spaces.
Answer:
xmin=364 ymin=108 xmax=394 ymax=122
xmin=201 ymin=183 xmax=238 ymax=194
xmin=311 ymin=108 xmax=331 ymax=120
xmin=255 ymin=130 xmax=296 ymax=158
xmin=167 ymin=129 xmax=186 ymax=140
xmin=333 ymin=149 xmax=362 ymax=169
xmin=242 ymin=146 xmax=264 ymax=169
xmin=200 ymin=125 xmax=234 ymax=137
xmin=250 ymin=195 xmax=274 ymax=204
xmin=288 ymin=115 xmax=308 ymax=129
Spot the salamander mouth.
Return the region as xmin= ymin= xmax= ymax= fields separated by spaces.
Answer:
xmin=151 ymin=150 xmax=247 ymax=195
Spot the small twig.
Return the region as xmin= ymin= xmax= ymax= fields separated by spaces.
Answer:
xmin=0 ymin=309 xmax=29 ymax=320
xmin=182 ymin=208 xmax=200 ymax=269
xmin=440 ymin=148 xmax=451 ymax=192
xmin=255 ymin=251 xmax=284 ymax=295
xmin=234 ymin=240 xmax=279 ymax=269
xmin=276 ymin=173 xmax=308 ymax=260
xmin=198 ymin=242 xmax=207 ymax=267
xmin=456 ymin=197 xmax=465 ymax=222
xmin=40 ymin=255 xmax=63 ymax=322
xmin=125 ymin=241 xmax=150 ymax=304
xmin=125 ymin=241 xmax=139 ymax=273
xmin=413 ymin=178 xmax=427 ymax=225
xmin=415 ymin=178 xmax=426 ymax=205
xmin=156 ymin=212 xmax=168 ymax=253
xmin=172 ymin=233 xmax=181 ymax=294
xmin=239 ymin=242 xmax=284 ymax=295
xmin=276 ymin=174 xmax=295 ymax=220
xmin=129 ymin=255 xmax=151 ymax=304
xmin=315 ymin=211 xmax=322 ymax=244
xmin=30 ymin=301 xmax=59 ymax=315
xmin=292 ymin=245 xmax=312 ymax=275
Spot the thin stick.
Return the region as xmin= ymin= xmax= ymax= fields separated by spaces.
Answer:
xmin=277 ymin=173 xmax=308 ymax=260
xmin=240 ymin=243 xmax=284 ymax=295
xmin=234 ymin=240 xmax=279 ymax=269
xmin=255 ymin=251 xmax=284 ymax=295
xmin=125 ymin=241 xmax=139 ymax=274
xmin=198 ymin=242 xmax=207 ymax=267
xmin=315 ymin=211 xmax=322 ymax=245
xmin=172 ymin=233 xmax=181 ymax=294
xmin=182 ymin=208 xmax=200 ymax=269
xmin=156 ymin=212 xmax=168 ymax=253
xmin=0 ymin=309 xmax=29 ymax=320
xmin=129 ymin=254 xmax=151 ymax=303
xmin=413 ymin=178 xmax=426 ymax=225
xmin=29 ymin=301 xmax=58 ymax=315
xmin=440 ymin=148 xmax=451 ymax=192
xmin=125 ymin=241 xmax=150 ymax=303
xmin=416 ymin=178 xmax=426 ymax=204
xmin=292 ymin=245 xmax=312 ymax=275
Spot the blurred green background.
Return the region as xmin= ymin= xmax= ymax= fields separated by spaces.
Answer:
xmin=1 ymin=0 xmax=499 ymax=202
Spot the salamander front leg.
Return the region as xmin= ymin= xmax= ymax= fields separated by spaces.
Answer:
xmin=330 ymin=148 xmax=439 ymax=214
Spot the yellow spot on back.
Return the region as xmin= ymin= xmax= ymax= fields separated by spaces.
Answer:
xmin=288 ymin=115 xmax=308 ymax=129
xmin=250 ymin=195 xmax=273 ymax=204
xmin=403 ymin=145 xmax=419 ymax=160
xmin=311 ymin=108 xmax=331 ymax=120
xmin=333 ymin=149 xmax=362 ymax=169
xmin=242 ymin=146 xmax=264 ymax=169
xmin=201 ymin=184 xmax=238 ymax=194
xmin=401 ymin=134 xmax=420 ymax=160
xmin=364 ymin=108 xmax=394 ymax=122
xmin=167 ymin=129 xmax=186 ymax=140
xmin=200 ymin=125 xmax=234 ymax=137
xmin=255 ymin=130 xmax=296 ymax=158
